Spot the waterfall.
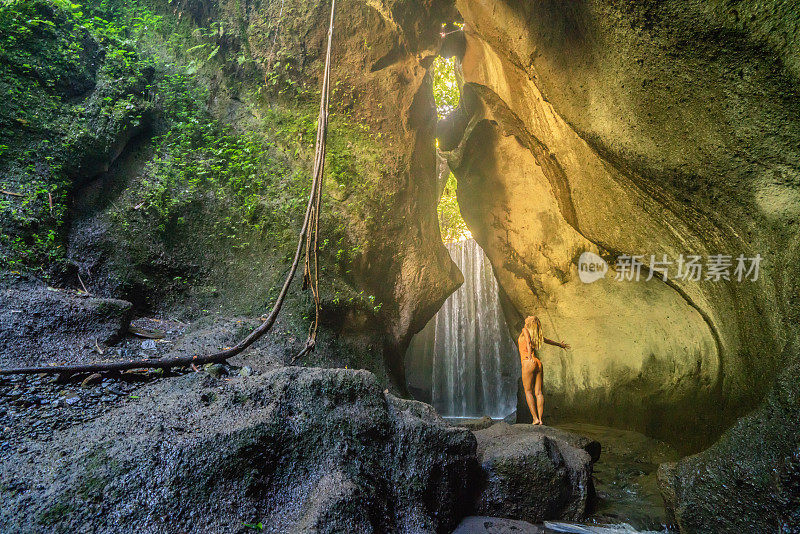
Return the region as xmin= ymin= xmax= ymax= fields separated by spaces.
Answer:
xmin=405 ymin=239 xmax=518 ymax=418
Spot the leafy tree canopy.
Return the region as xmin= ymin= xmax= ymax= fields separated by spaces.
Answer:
xmin=432 ymin=56 xmax=459 ymax=120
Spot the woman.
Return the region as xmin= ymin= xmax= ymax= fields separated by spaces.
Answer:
xmin=518 ymin=316 xmax=570 ymax=425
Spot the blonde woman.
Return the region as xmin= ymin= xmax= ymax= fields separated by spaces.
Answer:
xmin=518 ymin=316 xmax=570 ymax=425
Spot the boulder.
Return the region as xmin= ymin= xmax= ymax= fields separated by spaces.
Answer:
xmin=473 ymin=423 xmax=596 ymax=523
xmin=657 ymin=359 xmax=800 ymax=533
xmin=0 ymin=281 xmax=132 ymax=368
xmin=0 ymin=366 xmax=477 ymax=533
xmin=453 ymin=416 xmax=496 ymax=431
xmin=453 ymin=516 xmax=543 ymax=533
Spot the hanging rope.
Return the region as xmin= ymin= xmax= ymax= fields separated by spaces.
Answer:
xmin=0 ymin=0 xmax=337 ymax=376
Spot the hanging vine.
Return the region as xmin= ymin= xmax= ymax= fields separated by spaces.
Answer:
xmin=0 ymin=0 xmax=338 ymax=377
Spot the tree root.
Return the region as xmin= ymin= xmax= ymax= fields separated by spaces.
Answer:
xmin=0 ymin=0 xmax=337 ymax=378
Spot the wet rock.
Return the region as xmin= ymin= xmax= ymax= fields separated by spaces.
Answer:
xmin=0 ymin=282 xmax=132 ymax=369
xmin=454 ymin=416 xmax=496 ymax=431
xmin=473 ymin=423 xmax=595 ymax=523
xmin=658 ymin=360 xmax=800 ymax=533
xmin=522 ymin=426 xmax=602 ymax=464
xmin=0 ymin=367 xmax=477 ymax=533
xmin=453 ymin=516 xmax=543 ymax=533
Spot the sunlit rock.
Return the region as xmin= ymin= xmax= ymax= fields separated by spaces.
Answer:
xmin=441 ymin=0 xmax=800 ymax=450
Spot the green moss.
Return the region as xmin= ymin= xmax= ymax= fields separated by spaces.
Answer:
xmin=37 ymin=501 xmax=75 ymax=525
xmin=0 ymin=0 xmax=154 ymax=273
xmin=35 ymin=445 xmax=124 ymax=527
xmin=102 ymin=82 xmax=387 ymax=312
xmin=2 ymin=0 xmax=388 ymax=333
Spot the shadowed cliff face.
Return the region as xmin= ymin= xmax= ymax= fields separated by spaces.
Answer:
xmin=181 ymin=0 xmax=466 ymax=384
xmin=440 ymin=0 xmax=800 ymax=450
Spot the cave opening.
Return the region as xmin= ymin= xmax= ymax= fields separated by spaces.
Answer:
xmin=403 ymin=49 xmax=518 ymax=420
xmin=432 ymin=55 xmax=470 ymax=244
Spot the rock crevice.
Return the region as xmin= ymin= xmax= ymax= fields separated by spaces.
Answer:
xmin=435 ymin=0 xmax=800 ymax=451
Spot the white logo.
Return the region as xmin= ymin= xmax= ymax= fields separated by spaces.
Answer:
xmin=578 ymin=252 xmax=608 ymax=284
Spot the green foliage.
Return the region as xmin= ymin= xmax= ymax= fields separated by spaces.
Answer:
xmin=432 ymin=56 xmax=459 ymax=119
xmin=111 ymin=72 xmax=306 ymax=252
xmin=0 ymin=0 xmax=388 ymax=323
xmin=0 ymin=0 xmax=154 ymax=272
xmin=432 ymin=56 xmax=468 ymax=242
xmin=102 ymin=56 xmax=386 ymax=313
xmin=263 ymin=49 xmax=309 ymax=99
xmin=437 ymin=171 xmax=470 ymax=243
xmin=0 ymin=0 xmax=93 ymax=90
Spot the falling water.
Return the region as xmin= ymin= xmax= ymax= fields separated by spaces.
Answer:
xmin=405 ymin=239 xmax=518 ymax=418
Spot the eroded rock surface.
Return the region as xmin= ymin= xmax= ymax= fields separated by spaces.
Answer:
xmin=0 ymin=280 xmax=132 ymax=368
xmin=0 ymin=366 xmax=477 ymax=534
xmin=473 ymin=423 xmax=596 ymax=523
xmin=658 ymin=357 xmax=800 ymax=533
xmin=441 ymin=0 xmax=800 ymax=449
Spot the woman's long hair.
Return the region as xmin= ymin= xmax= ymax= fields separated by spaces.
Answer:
xmin=523 ymin=315 xmax=543 ymax=352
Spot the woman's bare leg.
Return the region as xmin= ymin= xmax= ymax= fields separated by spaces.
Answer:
xmin=522 ymin=361 xmax=541 ymax=424
xmin=534 ymin=360 xmax=544 ymax=425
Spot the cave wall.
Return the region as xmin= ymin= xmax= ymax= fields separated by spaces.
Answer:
xmin=146 ymin=0 xmax=466 ymax=383
xmin=442 ymin=0 xmax=800 ymax=449
xmin=6 ymin=0 xmax=799 ymax=441
xmin=1 ymin=0 xmax=465 ymax=388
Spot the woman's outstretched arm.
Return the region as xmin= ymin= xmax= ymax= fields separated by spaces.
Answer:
xmin=544 ymin=337 xmax=570 ymax=349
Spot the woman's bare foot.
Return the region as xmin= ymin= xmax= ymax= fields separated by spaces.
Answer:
xmin=531 ymin=419 xmax=542 ymax=425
